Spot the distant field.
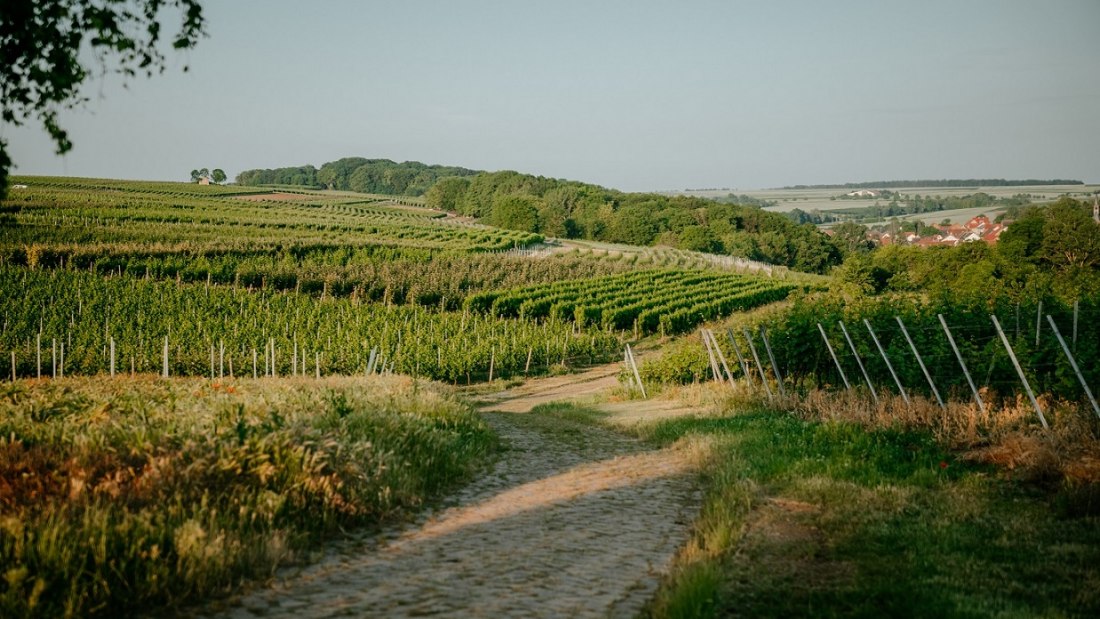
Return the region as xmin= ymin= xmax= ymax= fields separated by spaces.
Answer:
xmin=674 ymin=183 xmax=1100 ymax=222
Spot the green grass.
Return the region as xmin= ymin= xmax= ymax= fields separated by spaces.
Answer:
xmin=0 ymin=375 xmax=497 ymax=618
xmin=635 ymin=410 xmax=1100 ymax=618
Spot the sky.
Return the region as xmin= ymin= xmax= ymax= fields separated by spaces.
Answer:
xmin=4 ymin=0 xmax=1100 ymax=192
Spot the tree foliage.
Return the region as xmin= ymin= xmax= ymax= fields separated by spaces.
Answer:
xmin=426 ymin=170 xmax=842 ymax=274
xmin=1 ymin=0 xmax=206 ymax=197
xmin=238 ymin=158 xmax=479 ymax=195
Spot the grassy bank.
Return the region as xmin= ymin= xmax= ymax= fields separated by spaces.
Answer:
xmin=633 ymin=407 xmax=1100 ymax=618
xmin=0 ymin=375 xmax=496 ymax=618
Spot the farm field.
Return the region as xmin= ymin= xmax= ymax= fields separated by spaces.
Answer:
xmin=2 ymin=174 xmax=1098 ymax=617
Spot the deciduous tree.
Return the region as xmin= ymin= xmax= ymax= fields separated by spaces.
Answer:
xmin=1 ymin=0 xmax=206 ymax=197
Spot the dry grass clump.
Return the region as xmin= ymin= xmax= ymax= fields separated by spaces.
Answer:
xmin=0 ymin=375 xmax=496 ymax=618
xmin=711 ymin=385 xmax=1100 ymax=483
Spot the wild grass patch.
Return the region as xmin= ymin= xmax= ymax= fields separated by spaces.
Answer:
xmin=0 ymin=375 xmax=496 ymax=618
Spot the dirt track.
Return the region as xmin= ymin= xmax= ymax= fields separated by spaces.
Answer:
xmin=200 ymin=365 xmax=701 ymax=618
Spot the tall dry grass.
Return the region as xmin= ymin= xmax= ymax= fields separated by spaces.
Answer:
xmin=0 ymin=375 xmax=496 ymax=618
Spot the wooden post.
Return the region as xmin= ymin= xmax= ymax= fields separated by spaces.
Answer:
xmin=1046 ymin=315 xmax=1099 ymax=419
xmin=488 ymin=347 xmax=495 ymax=382
xmin=315 ymin=352 xmax=320 ymax=379
xmin=742 ymin=327 xmax=773 ymax=398
xmin=525 ymin=346 xmax=533 ymax=375
xmin=863 ymin=319 xmax=908 ymax=405
xmin=896 ymin=317 xmax=944 ymax=410
xmin=292 ymin=340 xmax=298 ymax=376
xmin=760 ymin=326 xmax=786 ymax=397
xmin=727 ymin=328 xmax=753 ymax=385
xmin=992 ymin=314 xmax=1047 ymax=429
xmin=839 ymin=321 xmax=877 ymax=403
xmin=162 ymin=336 xmax=169 ymax=378
xmin=626 ymin=344 xmax=646 ymax=399
xmin=701 ymin=329 xmax=721 ymax=382
xmin=817 ymin=323 xmax=851 ymax=391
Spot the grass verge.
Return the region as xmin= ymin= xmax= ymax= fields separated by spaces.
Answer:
xmin=632 ymin=408 xmax=1100 ymax=618
xmin=0 ymin=375 xmax=496 ymax=618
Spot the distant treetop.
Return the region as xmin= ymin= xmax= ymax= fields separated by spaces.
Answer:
xmin=236 ymin=158 xmax=481 ymax=195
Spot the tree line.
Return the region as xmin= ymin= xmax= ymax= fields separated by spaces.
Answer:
xmin=235 ymin=158 xmax=480 ymax=195
xmin=425 ymin=171 xmax=842 ymax=274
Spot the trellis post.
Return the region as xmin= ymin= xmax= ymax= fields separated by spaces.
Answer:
xmin=742 ymin=328 xmax=773 ymax=398
xmin=896 ymin=317 xmax=944 ymax=410
xmin=938 ymin=314 xmax=984 ymax=413
xmin=839 ymin=321 xmax=876 ymax=403
xmin=760 ymin=326 xmax=786 ymax=397
xmin=1046 ymin=315 xmax=1099 ymax=419
xmin=817 ymin=323 xmax=851 ymax=391
xmin=863 ymin=319 xmax=908 ymax=406
xmin=992 ymin=314 xmax=1047 ymax=429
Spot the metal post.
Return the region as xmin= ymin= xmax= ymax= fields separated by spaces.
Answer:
xmin=760 ymin=326 xmax=786 ymax=397
xmin=701 ymin=329 xmax=721 ymax=382
xmin=939 ymin=314 xmax=984 ymax=413
xmin=1046 ymin=315 xmax=1099 ymax=419
xmin=839 ymin=321 xmax=877 ymax=403
xmin=992 ymin=314 xmax=1047 ymax=429
xmin=626 ymin=344 xmax=646 ymax=399
xmin=162 ymin=336 xmax=169 ymax=378
xmin=727 ymin=328 xmax=753 ymax=385
xmin=896 ymin=317 xmax=945 ymax=410
xmin=1035 ymin=301 xmax=1042 ymax=348
xmin=623 ymin=348 xmax=636 ymax=390
xmin=817 ymin=323 xmax=851 ymax=391
xmin=1073 ymin=300 xmax=1079 ymax=350
xmin=743 ymin=328 xmax=773 ymax=398
xmin=708 ymin=329 xmax=736 ymax=387
xmin=863 ymin=319 xmax=908 ymax=405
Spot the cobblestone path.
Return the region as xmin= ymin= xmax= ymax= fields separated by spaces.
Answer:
xmin=201 ymin=369 xmax=700 ymax=618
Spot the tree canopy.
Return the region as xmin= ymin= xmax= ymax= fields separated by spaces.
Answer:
xmin=1 ymin=0 xmax=206 ymax=197
xmin=236 ymin=158 xmax=480 ymax=195
xmin=424 ymin=170 xmax=842 ymax=274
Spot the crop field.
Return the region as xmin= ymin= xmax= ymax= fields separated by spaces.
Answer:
xmin=2 ymin=176 xmax=540 ymax=254
xmin=0 ymin=178 xmax=802 ymax=384
xmin=467 ymin=269 xmax=802 ymax=336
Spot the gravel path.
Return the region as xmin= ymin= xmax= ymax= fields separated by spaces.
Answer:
xmin=199 ymin=370 xmax=700 ymax=618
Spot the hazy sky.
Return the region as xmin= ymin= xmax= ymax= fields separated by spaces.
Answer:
xmin=4 ymin=0 xmax=1099 ymax=191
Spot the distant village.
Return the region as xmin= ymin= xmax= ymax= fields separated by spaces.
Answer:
xmin=870 ymin=215 xmax=1006 ymax=247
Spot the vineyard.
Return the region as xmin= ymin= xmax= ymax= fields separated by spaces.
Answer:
xmin=0 ymin=267 xmax=626 ymax=383
xmin=466 ymin=269 xmax=803 ymax=336
xmin=642 ymin=291 xmax=1100 ymax=411
xmin=1 ymin=177 xmax=542 ymax=254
